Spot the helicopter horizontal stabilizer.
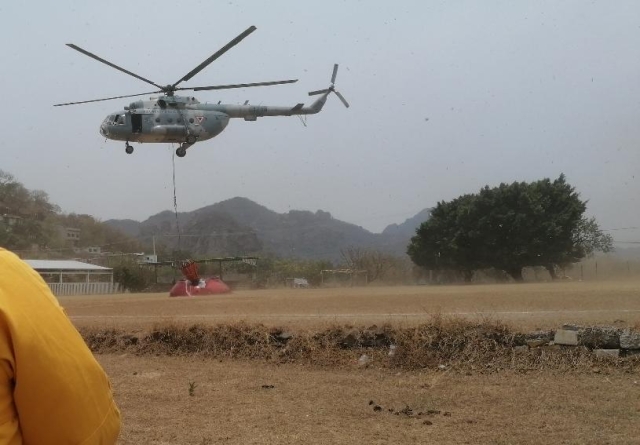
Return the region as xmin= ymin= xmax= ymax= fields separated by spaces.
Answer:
xmin=291 ymin=103 xmax=304 ymax=112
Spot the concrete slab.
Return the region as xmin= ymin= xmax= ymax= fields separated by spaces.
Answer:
xmin=593 ymin=349 xmax=620 ymax=358
xmin=554 ymin=329 xmax=578 ymax=346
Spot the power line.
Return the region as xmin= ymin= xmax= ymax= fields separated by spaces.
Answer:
xmin=604 ymin=227 xmax=640 ymax=231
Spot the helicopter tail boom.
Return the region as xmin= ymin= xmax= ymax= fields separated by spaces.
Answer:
xmin=301 ymin=91 xmax=331 ymax=114
xmin=213 ymin=63 xmax=346 ymax=119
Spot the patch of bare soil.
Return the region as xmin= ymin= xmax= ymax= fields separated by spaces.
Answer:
xmin=100 ymin=354 xmax=640 ymax=445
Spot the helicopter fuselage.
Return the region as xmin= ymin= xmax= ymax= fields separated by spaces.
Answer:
xmin=99 ymin=93 xmax=328 ymax=145
xmin=100 ymin=97 xmax=227 ymax=144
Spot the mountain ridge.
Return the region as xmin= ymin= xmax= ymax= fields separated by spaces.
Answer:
xmin=105 ymin=197 xmax=431 ymax=261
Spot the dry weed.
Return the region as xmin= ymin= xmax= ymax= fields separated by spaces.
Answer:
xmin=78 ymin=318 xmax=640 ymax=372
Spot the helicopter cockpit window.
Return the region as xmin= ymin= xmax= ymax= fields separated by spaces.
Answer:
xmin=113 ymin=114 xmax=126 ymax=125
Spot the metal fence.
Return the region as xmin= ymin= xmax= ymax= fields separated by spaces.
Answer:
xmin=47 ymin=282 xmax=120 ymax=296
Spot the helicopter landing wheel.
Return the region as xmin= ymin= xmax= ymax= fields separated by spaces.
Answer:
xmin=176 ymin=147 xmax=187 ymax=158
xmin=186 ymin=135 xmax=197 ymax=145
xmin=125 ymin=144 xmax=134 ymax=154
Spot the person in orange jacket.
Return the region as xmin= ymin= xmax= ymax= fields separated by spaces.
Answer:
xmin=0 ymin=248 xmax=120 ymax=444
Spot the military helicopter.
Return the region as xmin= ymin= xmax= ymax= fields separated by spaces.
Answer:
xmin=55 ymin=26 xmax=349 ymax=157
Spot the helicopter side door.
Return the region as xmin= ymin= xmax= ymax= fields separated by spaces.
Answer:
xmin=131 ymin=114 xmax=142 ymax=133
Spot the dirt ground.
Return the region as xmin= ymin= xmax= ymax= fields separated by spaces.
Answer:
xmin=65 ymin=282 xmax=640 ymax=444
xmin=101 ymin=354 xmax=640 ymax=445
xmin=62 ymin=281 xmax=640 ymax=331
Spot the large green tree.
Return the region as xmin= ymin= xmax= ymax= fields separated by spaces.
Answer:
xmin=407 ymin=175 xmax=610 ymax=282
xmin=0 ymin=170 xmax=60 ymax=250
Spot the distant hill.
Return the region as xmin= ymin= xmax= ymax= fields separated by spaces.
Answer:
xmin=104 ymin=219 xmax=141 ymax=238
xmin=382 ymin=208 xmax=431 ymax=238
xmin=105 ymin=197 xmax=432 ymax=261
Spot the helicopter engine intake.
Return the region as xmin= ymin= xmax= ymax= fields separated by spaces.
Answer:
xmin=128 ymin=100 xmax=144 ymax=110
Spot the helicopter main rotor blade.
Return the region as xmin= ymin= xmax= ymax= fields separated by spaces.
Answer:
xmin=172 ymin=25 xmax=257 ymax=88
xmin=65 ymin=44 xmax=164 ymax=90
xmin=334 ymin=90 xmax=350 ymax=108
xmin=182 ymin=79 xmax=298 ymax=92
xmin=53 ymin=90 xmax=161 ymax=107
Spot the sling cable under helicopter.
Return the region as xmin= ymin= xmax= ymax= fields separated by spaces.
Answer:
xmin=164 ymin=150 xmax=258 ymax=297
xmin=55 ymin=25 xmax=349 ymax=157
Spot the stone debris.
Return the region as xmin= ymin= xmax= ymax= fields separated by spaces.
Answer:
xmin=340 ymin=327 xmax=393 ymax=349
xmin=562 ymin=324 xmax=580 ymax=331
xmin=274 ymin=331 xmax=293 ymax=343
xmin=357 ymin=354 xmax=371 ymax=367
xmin=579 ymin=327 xmax=621 ymax=349
xmin=526 ymin=339 xmax=549 ymax=348
xmin=620 ymin=331 xmax=640 ymax=350
xmin=549 ymin=325 xmax=640 ymax=357
xmin=525 ymin=330 xmax=554 ymax=342
xmin=368 ymin=401 xmax=452 ymax=424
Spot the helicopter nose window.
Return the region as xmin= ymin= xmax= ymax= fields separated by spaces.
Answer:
xmin=112 ymin=114 xmax=126 ymax=125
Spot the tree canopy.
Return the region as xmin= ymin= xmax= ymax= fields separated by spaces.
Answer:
xmin=407 ymin=175 xmax=613 ymax=281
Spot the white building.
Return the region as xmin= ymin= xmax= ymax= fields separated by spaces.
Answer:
xmin=24 ymin=259 xmax=119 ymax=296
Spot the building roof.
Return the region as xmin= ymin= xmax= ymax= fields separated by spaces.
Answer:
xmin=24 ymin=260 xmax=112 ymax=272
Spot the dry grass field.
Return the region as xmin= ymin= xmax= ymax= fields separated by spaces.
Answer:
xmin=62 ymin=281 xmax=640 ymax=331
xmin=62 ymin=281 xmax=640 ymax=444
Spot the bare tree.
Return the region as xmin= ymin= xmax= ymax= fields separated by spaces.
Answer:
xmin=340 ymin=246 xmax=395 ymax=283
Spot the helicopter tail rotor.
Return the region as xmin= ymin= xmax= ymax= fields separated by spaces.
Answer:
xmin=308 ymin=64 xmax=349 ymax=108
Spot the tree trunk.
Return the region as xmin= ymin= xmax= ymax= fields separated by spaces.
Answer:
xmin=506 ymin=267 xmax=524 ymax=282
xmin=545 ymin=264 xmax=558 ymax=280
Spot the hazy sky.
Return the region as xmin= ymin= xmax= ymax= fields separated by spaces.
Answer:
xmin=1 ymin=1 xmax=639 ymax=243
